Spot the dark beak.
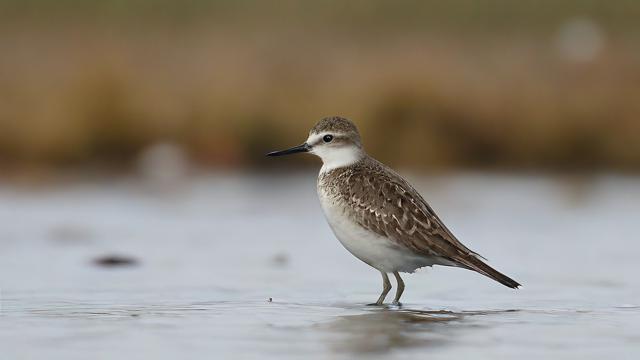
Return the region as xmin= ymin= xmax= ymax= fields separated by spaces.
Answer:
xmin=266 ymin=143 xmax=311 ymax=157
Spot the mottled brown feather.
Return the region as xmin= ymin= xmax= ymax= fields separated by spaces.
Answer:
xmin=311 ymin=116 xmax=359 ymax=134
xmin=319 ymin=156 xmax=520 ymax=288
xmin=310 ymin=116 xmax=362 ymax=145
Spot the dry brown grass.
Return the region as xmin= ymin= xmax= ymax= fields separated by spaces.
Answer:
xmin=1 ymin=12 xmax=639 ymax=172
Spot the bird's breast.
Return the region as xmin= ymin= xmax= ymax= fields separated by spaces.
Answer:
xmin=316 ymin=182 xmax=434 ymax=273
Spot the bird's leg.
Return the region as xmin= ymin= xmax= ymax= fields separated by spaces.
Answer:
xmin=392 ymin=271 xmax=404 ymax=306
xmin=368 ymin=271 xmax=391 ymax=306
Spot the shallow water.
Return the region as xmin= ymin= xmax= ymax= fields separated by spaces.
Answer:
xmin=1 ymin=173 xmax=639 ymax=359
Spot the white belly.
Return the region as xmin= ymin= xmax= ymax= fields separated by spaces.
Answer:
xmin=318 ymin=190 xmax=438 ymax=273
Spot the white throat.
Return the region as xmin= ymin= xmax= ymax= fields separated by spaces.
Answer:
xmin=315 ymin=146 xmax=364 ymax=172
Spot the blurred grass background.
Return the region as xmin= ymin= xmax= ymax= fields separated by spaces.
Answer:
xmin=1 ymin=0 xmax=639 ymax=174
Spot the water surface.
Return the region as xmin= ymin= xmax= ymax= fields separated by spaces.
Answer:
xmin=1 ymin=173 xmax=639 ymax=359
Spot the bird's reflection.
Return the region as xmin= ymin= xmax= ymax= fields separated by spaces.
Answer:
xmin=320 ymin=307 xmax=514 ymax=354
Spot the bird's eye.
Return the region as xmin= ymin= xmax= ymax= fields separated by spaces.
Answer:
xmin=323 ymin=135 xmax=334 ymax=143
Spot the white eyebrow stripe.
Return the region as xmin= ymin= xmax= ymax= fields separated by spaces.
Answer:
xmin=307 ymin=132 xmax=346 ymax=145
xmin=306 ymin=133 xmax=325 ymax=145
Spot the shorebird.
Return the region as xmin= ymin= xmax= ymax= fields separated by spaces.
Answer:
xmin=267 ymin=116 xmax=520 ymax=305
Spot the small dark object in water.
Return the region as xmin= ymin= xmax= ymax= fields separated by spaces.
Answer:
xmin=93 ymin=255 xmax=139 ymax=267
xmin=270 ymin=252 xmax=289 ymax=267
xmin=268 ymin=297 xmax=273 ymax=302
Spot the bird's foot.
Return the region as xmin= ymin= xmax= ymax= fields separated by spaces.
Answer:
xmin=391 ymin=301 xmax=403 ymax=307
xmin=366 ymin=302 xmax=384 ymax=307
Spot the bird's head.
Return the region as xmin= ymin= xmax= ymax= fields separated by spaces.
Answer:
xmin=267 ymin=116 xmax=365 ymax=171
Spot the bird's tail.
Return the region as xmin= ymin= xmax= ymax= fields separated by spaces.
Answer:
xmin=462 ymin=255 xmax=521 ymax=289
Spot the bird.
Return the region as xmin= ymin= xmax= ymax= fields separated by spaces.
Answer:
xmin=267 ymin=116 xmax=520 ymax=305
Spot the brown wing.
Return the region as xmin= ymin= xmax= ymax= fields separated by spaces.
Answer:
xmin=343 ymin=159 xmax=520 ymax=288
